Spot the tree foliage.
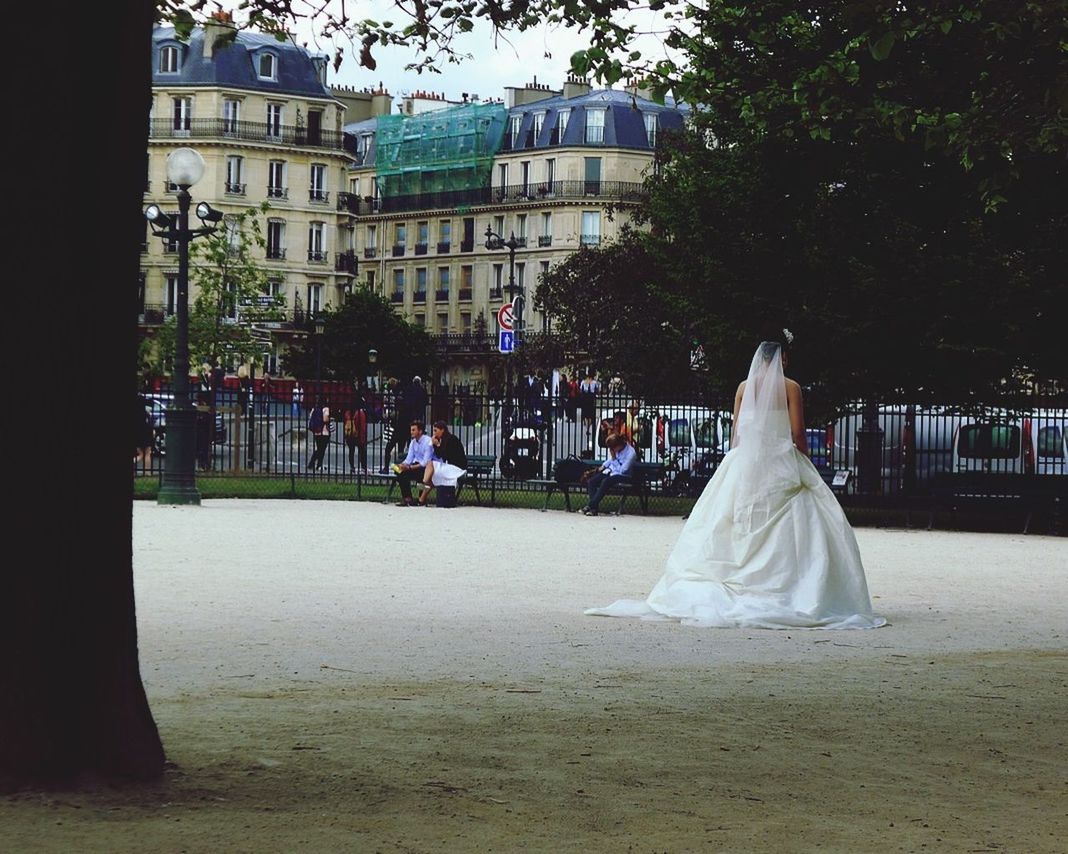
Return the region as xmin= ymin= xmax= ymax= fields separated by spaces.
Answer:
xmin=282 ymin=287 xmax=438 ymax=383
xmin=149 ymin=204 xmax=284 ymax=377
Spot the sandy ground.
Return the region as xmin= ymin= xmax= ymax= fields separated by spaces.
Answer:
xmin=5 ymin=500 xmax=1067 ymax=853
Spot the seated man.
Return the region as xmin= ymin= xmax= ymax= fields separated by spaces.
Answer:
xmin=582 ymin=432 xmax=637 ymax=517
xmin=393 ymin=420 xmax=433 ymax=506
xmin=416 ymin=420 xmax=468 ymax=506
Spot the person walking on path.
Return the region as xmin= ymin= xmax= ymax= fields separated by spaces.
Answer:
xmin=306 ymin=397 xmax=331 ymax=471
xmin=344 ymin=386 xmax=369 ymax=474
xmin=292 ymin=381 xmax=304 ymax=418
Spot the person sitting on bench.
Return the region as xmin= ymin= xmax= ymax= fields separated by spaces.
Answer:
xmin=416 ymin=420 xmax=468 ymax=506
xmin=582 ymin=432 xmax=637 ymax=516
xmin=393 ymin=420 xmax=433 ymax=507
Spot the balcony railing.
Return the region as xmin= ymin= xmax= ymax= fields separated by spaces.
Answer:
xmin=309 ymin=189 xmax=330 ymax=204
xmin=390 ymin=292 xmax=404 ymax=303
xmin=266 ymin=247 xmax=287 ymax=260
xmin=437 ymin=241 xmax=451 ymax=253
xmin=308 ymin=249 xmax=328 ymax=264
xmin=149 ymin=118 xmax=346 ymax=151
xmin=435 ymin=289 xmax=450 ymax=301
xmin=139 ymin=303 xmax=327 ymax=327
xmin=415 ymin=243 xmax=428 ymax=255
xmin=489 ymin=288 xmax=503 ymax=300
xmin=580 ymin=234 xmax=602 ymax=246
xmin=460 ymin=239 xmax=474 ymax=252
xmin=363 ymin=247 xmax=377 ymax=259
xmin=458 ymin=288 xmax=473 ymax=301
xmin=337 ymin=180 xmax=645 ymax=216
xmin=392 ymin=244 xmax=405 ymax=257
xmin=225 ymin=182 xmax=246 ymax=195
xmin=515 ymin=236 xmax=528 ymax=248
xmin=335 ymin=250 xmax=357 ymax=274
xmin=538 ymin=235 xmax=553 ymax=247
xmin=267 ymin=186 xmax=288 ymax=199
xmin=413 ymin=290 xmax=427 ymax=303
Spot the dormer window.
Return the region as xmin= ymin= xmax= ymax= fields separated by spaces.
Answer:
xmin=532 ymin=111 xmax=545 ymax=143
xmin=258 ymin=52 xmax=277 ymax=80
xmin=557 ymin=109 xmax=570 ymax=142
xmin=509 ymin=115 xmax=522 ymax=148
xmin=644 ymin=112 xmax=658 ymax=146
xmin=159 ymin=45 xmax=180 ymax=73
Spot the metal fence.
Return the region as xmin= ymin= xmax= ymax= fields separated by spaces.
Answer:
xmin=135 ymin=386 xmax=1067 ymax=524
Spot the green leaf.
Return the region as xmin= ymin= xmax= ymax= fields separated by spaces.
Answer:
xmin=570 ymin=49 xmax=591 ymax=77
xmin=869 ymin=32 xmax=896 ymax=61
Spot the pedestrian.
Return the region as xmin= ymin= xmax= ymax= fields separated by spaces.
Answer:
xmin=135 ymin=393 xmax=154 ymax=469
xmin=380 ymin=378 xmax=406 ymax=470
xmin=579 ymin=372 xmax=599 ymax=436
xmin=292 ymin=381 xmax=304 ymax=418
xmin=306 ymin=396 xmax=331 ymax=471
xmin=344 ymin=385 xmax=369 ymax=474
xmin=195 ymin=390 xmax=214 ymax=471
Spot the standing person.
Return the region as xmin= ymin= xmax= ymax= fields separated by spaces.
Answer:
xmin=392 ymin=420 xmax=433 ymax=507
xmin=380 ymin=378 xmax=406 ymax=471
xmin=581 ymin=432 xmax=637 ymax=517
xmin=306 ymin=396 xmax=331 ymax=471
xmin=585 ymin=333 xmax=886 ymax=630
xmin=195 ymin=391 xmax=214 ymax=471
xmin=579 ymin=372 xmax=599 ymax=436
xmin=344 ymin=386 xmax=369 ymax=474
xmin=261 ymin=371 xmax=272 ymax=414
xmin=416 ymin=420 xmax=468 ymax=506
xmin=135 ymin=393 xmax=154 ymax=469
xmin=404 ymin=375 xmax=429 ymax=425
xmin=292 ymin=381 xmax=304 ymax=419
xmin=565 ymin=373 xmax=580 ymax=422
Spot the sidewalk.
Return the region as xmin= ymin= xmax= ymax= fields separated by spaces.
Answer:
xmin=6 ymin=500 xmax=1066 ymax=852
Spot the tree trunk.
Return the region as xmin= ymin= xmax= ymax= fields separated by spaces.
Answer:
xmin=1 ymin=1 xmax=165 ymax=787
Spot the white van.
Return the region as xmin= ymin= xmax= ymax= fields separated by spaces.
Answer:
xmin=952 ymin=410 xmax=1068 ymax=476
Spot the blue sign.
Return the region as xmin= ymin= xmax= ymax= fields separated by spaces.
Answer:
xmin=498 ymin=330 xmax=515 ymax=354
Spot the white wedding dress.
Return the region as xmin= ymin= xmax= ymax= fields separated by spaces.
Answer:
xmin=585 ymin=343 xmax=886 ymax=630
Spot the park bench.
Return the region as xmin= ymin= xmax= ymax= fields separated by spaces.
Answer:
xmin=928 ymin=472 xmax=1066 ymax=534
xmin=537 ymin=458 xmax=662 ymax=515
xmin=383 ymin=453 xmax=498 ymax=506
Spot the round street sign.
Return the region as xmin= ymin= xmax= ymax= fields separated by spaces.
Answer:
xmin=497 ymin=302 xmax=514 ymax=331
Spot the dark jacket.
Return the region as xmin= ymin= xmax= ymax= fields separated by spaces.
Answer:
xmin=434 ymin=432 xmax=468 ymax=469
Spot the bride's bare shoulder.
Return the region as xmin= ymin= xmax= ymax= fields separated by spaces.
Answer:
xmin=784 ymin=377 xmax=802 ymax=395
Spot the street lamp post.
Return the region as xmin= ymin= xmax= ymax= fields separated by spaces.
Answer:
xmin=145 ymin=148 xmax=222 ymax=505
xmin=484 ymin=226 xmax=522 ymax=427
xmin=313 ymin=315 xmax=326 ymax=394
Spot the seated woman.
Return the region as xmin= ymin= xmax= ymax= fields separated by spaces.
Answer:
xmin=417 ymin=420 xmax=469 ymax=506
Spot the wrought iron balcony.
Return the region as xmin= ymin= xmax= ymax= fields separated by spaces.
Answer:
xmin=580 ymin=234 xmax=602 ymax=246
xmin=437 ymin=241 xmax=451 ymax=253
xmin=149 ymin=118 xmax=346 ymax=151
xmin=515 ymin=237 xmax=528 ymax=248
xmin=392 ymin=244 xmax=406 ymax=257
xmin=489 ymin=288 xmax=503 ymax=300
xmin=335 ymin=250 xmax=357 ymax=274
xmin=337 ymin=192 xmax=380 ymax=215
xmin=309 ymin=189 xmax=330 ymax=204
xmin=390 ymin=292 xmax=404 ymax=303
xmin=460 ymin=239 xmax=474 ymax=252
xmin=266 ymin=247 xmax=287 ymax=260
xmin=413 ymin=290 xmax=427 ymax=303
xmin=308 ymin=249 xmax=328 ymax=263
xmin=338 ymin=181 xmax=645 ymax=217
xmin=458 ymin=288 xmax=473 ymax=301
xmin=435 ymin=289 xmax=450 ymax=301
xmin=415 ymin=243 xmax=428 ymax=255
xmin=538 ymin=235 xmax=553 ymax=247
xmin=363 ymin=247 xmax=377 ymax=259
xmin=267 ymin=186 xmax=288 ymax=199
xmin=225 ymin=182 xmax=246 ymax=195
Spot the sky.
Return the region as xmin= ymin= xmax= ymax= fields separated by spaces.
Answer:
xmin=285 ymin=1 xmax=681 ymax=104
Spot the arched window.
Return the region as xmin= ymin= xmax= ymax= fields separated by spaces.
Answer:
xmin=258 ymin=52 xmax=277 ymax=80
xmin=159 ymin=45 xmax=180 ymax=73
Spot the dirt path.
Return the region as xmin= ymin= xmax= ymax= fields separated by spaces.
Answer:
xmin=5 ymin=501 xmax=1066 ymax=852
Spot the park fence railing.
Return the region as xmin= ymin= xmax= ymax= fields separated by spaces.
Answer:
xmin=135 ymin=385 xmax=1067 ymax=531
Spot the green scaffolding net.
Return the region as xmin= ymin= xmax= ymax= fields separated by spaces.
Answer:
xmin=374 ymin=102 xmax=507 ymax=199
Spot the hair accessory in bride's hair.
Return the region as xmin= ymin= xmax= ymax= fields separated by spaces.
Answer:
xmin=782 ymin=328 xmax=794 ymax=344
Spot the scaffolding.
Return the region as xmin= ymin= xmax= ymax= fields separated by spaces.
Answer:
xmin=374 ymin=102 xmax=507 ymax=200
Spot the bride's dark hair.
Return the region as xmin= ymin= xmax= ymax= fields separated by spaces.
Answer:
xmin=758 ymin=327 xmax=792 ymax=362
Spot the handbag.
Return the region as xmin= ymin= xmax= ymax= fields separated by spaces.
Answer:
xmin=554 ymin=454 xmax=592 ymax=485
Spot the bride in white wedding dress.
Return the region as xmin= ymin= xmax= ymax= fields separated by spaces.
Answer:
xmin=585 ymin=337 xmax=886 ymax=630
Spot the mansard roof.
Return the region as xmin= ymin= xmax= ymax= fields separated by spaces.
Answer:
xmin=152 ymin=26 xmax=332 ymax=99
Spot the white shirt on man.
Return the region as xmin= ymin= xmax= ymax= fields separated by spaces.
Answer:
xmin=401 ymin=433 xmax=434 ymax=467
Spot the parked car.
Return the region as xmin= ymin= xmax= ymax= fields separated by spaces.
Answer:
xmin=952 ymin=410 xmax=1068 ymax=476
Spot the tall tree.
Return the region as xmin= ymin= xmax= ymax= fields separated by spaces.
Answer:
xmin=282 ymin=288 xmax=438 ymax=384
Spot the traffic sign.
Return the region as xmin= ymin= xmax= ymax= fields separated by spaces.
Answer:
xmin=498 ymin=330 xmax=515 ymax=354
xmin=497 ymin=302 xmax=514 ymax=331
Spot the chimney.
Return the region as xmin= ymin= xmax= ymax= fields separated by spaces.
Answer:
xmin=624 ymin=83 xmax=654 ymax=101
xmin=563 ymin=75 xmax=591 ymax=99
xmin=203 ymin=10 xmax=234 ymax=60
